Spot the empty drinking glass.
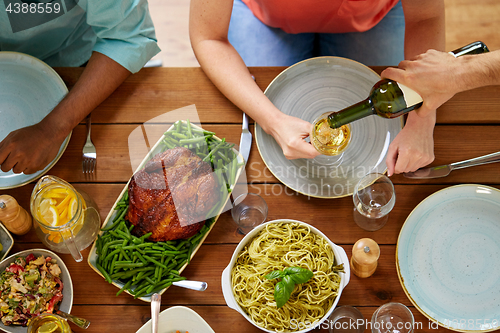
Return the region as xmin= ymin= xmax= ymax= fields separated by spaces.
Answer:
xmin=371 ymin=302 xmax=414 ymax=333
xmin=328 ymin=305 xmax=365 ymax=333
xmin=231 ymin=193 xmax=268 ymax=234
xmin=353 ymin=173 xmax=395 ymax=231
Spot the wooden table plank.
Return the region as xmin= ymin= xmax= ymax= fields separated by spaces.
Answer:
xmin=54 ymin=67 xmax=500 ymax=126
xmin=68 ymin=304 xmax=463 ymax=333
xmin=18 ymin=123 xmax=500 ymax=185
xmin=4 ymin=184 xmax=500 ymax=246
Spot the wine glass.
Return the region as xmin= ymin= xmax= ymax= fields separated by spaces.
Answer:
xmin=371 ymin=302 xmax=414 ymax=333
xmin=310 ymin=112 xmax=351 ymax=166
xmin=353 ymin=173 xmax=395 ymax=231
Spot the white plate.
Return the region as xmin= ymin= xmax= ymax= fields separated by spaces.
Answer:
xmin=0 ymin=249 xmax=73 ymax=333
xmin=0 ymin=52 xmax=71 ymax=189
xmin=135 ymin=306 xmax=215 ymax=333
xmin=397 ymin=184 xmax=500 ymax=332
xmin=255 ymin=57 xmax=402 ymax=198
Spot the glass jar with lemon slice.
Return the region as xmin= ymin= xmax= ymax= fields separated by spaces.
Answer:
xmin=30 ymin=176 xmax=101 ymax=262
xmin=27 ymin=313 xmax=71 ymax=333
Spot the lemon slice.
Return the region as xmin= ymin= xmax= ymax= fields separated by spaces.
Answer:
xmin=39 ymin=198 xmax=55 ymax=214
xmin=56 ymin=194 xmax=72 ymax=213
xmin=68 ymin=197 xmax=78 ymax=219
xmin=39 ymin=205 xmax=59 ymax=227
xmin=37 ymin=321 xmax=59 ymax=333
xmin=44 ymin=188 xmax=68 ymax=199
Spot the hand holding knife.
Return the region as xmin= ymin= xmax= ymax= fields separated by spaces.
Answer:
xmin=404 ymin=151 xmax=500 ymax=179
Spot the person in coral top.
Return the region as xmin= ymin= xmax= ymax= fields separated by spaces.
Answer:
xmin=190 ymin=0 xmax=444 ymax=176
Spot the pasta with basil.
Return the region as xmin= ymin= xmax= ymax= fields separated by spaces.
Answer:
xmin=231 ymin=222 xmax=343 ymax=332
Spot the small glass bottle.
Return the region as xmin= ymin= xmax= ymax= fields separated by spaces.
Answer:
xmin=0 ymin=195 xmax=33 ymax=235
xmin=350 ymin=238 xmax=380 ymax=278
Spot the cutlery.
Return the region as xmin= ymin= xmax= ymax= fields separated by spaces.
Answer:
xmin=56 ymin=310 xmax=91 ymax=329
xmin=172 ymin=280 xmax=208 ymax=291
xmin=151 ymin=293 xmax=161 ymax=333
xmin=404 ymin=151 xmax=500 ymax=179
xmin=239 ymin=112 xmax=252 ymax=166
xmin=82 ymin=113 xmax=97 ymax=174
xmin=237 ymin=75 xmax=255 ymax=166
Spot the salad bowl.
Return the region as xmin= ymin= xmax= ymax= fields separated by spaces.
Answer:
xmin=0 ymin=249 xmax=73 ymax=333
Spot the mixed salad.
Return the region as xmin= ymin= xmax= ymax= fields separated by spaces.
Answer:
xmin=0 ymin=254 xmax=63 ymax=326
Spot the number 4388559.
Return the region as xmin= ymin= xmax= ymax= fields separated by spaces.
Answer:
xmin=6 ymin=2 xmax=62 ymax=14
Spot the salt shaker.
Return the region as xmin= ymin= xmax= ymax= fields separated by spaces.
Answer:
xmin=0 ymin=195 xmax=33 ymax=235
xmin=350 ymin=238 xmax=380 ymax=278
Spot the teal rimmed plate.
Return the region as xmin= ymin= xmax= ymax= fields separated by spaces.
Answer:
xmin=397 ymin=184 xmax=500 ymax=332
xmin=0 ymin=52 xmax=71 ymax=190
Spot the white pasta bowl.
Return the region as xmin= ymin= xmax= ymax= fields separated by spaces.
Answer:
xmin=221 ymin=219 xmax=350 ymax=333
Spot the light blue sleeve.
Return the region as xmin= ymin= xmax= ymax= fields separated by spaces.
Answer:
xmin=85 ymin=0 xmax=161 ymax=73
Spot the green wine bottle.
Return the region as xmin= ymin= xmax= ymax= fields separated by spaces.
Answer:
xmin=326 ymin=41 xmax=490 ymax=129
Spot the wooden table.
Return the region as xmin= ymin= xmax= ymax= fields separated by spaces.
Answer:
xmin=1 ymin=66 xmax=500 ymax=333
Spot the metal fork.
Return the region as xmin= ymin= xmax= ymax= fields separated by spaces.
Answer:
xmin=82 ymin=113 xmax=96 ymax=174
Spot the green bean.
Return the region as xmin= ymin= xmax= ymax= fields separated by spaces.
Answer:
xmin=113 ymin=208 xmax=128 ymax=224
xmin=119 ymin=248 xmax=131 ymax=262
xmin=171 ymin=132 xmax=188 ymax=140
xmin=116 ymin=280 xmax=133 ymax=296
xmin=143 ymin=255 xmax=168 ymax=269
xmin=186 ymin=119 xmax=193 ymax=138
xmin=202 ymin=140 xmax=225 ymax=162
xmin=179 ymin=136 xmax=208 ymax=145
xmin=115 ymin=262 xmax=144 ymax=269
xmin=140 ymin=232 xmax=153 ymax=241
xmin=96 ymin=263 xmax=111 ymax=283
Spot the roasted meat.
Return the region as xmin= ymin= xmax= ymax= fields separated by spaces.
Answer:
xmin=126 ymin=147 xmax=219 ymax=241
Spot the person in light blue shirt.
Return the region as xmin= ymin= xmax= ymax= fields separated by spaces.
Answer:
xmin=0 ymin=0 xmax=160 ymax=174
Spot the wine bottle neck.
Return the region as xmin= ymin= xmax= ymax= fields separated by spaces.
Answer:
xmin=327 ymin=99 xmax=374 ymax=128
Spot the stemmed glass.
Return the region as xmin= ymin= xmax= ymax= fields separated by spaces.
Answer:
xmin=310 ymin=112 xmax=351 ymax=166
xmin=353 ymin=173 xmax=395 ymax=231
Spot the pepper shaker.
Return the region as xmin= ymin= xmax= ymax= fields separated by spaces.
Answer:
xmin=350 ymin=238 xmax=380 ymax=278
xmin=0 ymin=195 xmax=33 ymax=235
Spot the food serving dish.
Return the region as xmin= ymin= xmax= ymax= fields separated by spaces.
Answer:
xmin=222 ymin=219 xmax=350 ymax=333
xmin=397 ymin=184 xmax=500 ymax=332
xmin=255 ymin=56 xmax=402 ymax=198
xmin=0 ymin=222 xmax=14 ymax=261
xmin=0 ymin=249 xmax=73 ymax=333
xmin=0 ymin=52 xmax=71 ymax=190
xmin=88 ymin=120 xmax=244 ymax=302
xmin=135 ymin=306 xmax=215 ymax=333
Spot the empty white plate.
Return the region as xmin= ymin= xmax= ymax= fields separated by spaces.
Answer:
xmin=397 ymin=184 xmax=500 ymax=332
xmin=135 ymin=306 xmax=215 ymax=333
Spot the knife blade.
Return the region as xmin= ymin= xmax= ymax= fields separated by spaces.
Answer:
xmin=404 ymin=151 xmax=500 ymax=179
xmin=239 ymin=112 xmax=252 ymax=165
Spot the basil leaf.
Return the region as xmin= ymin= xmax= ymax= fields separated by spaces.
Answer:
xmin=274 ymin=280 xmax=293 ymax=309
xmin=265 ymin=270 xmax=285 ymax=280
xmin=285 ymin=267 xmax=314 ymax=284
xmin=282 ymin=275 xmax=295 ymax=294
